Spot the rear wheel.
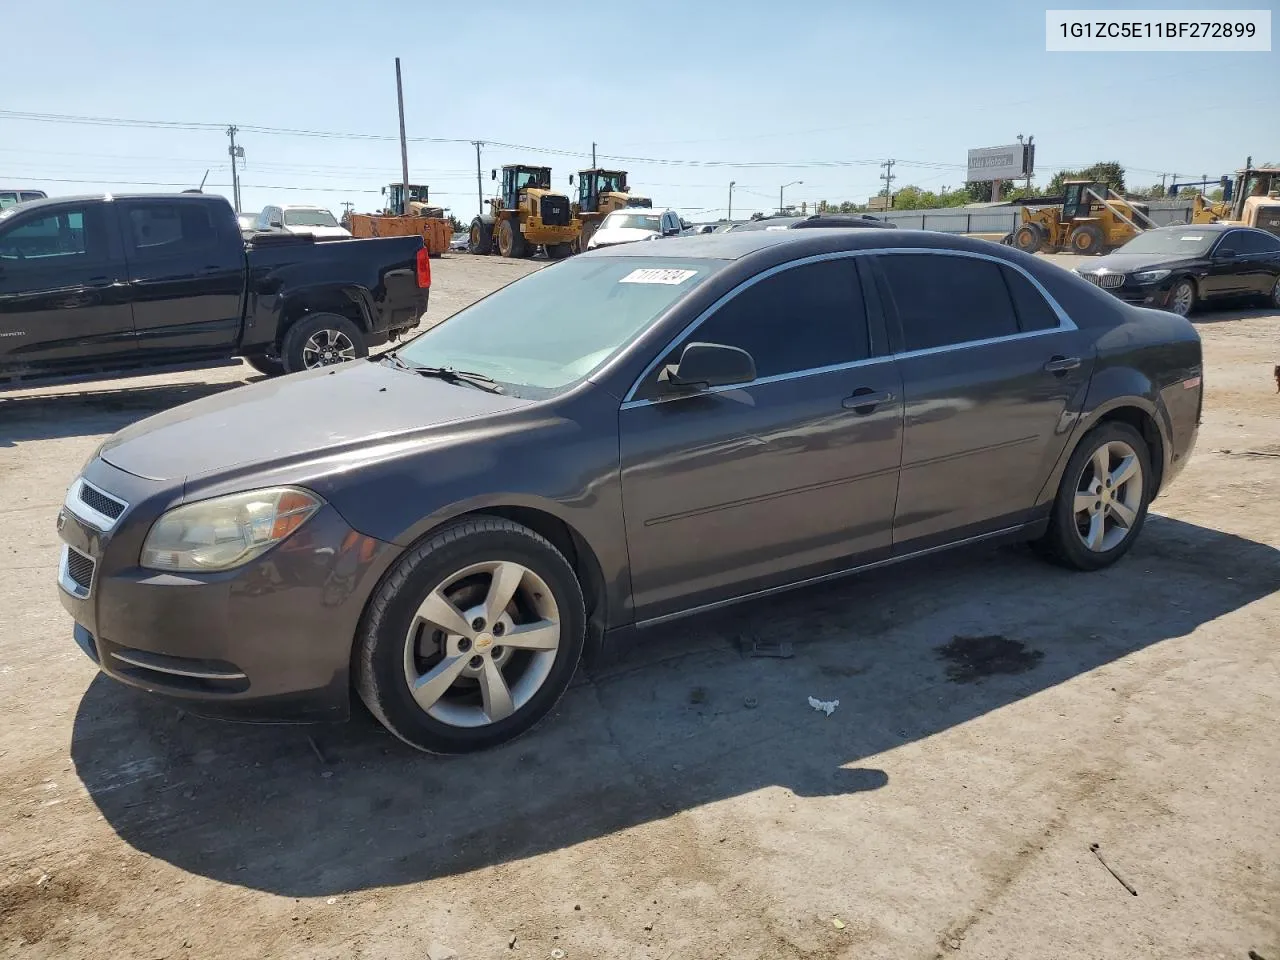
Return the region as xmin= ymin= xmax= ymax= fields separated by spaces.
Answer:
xmin=1071 ymin=224 xmax=1105 ymax=255
xmin=281 ymin=313 xmax=368 ymax=374
xmin=354 ymin=516 xmax=587 ymax=754
xmin=497 ymin=218 xmax=527 ymax=258
xmin=1035 ymin=422 xmax=1152 ymax=571
xmin=1013 ymin=224 xmax=1044 ymax=253
xmin=1168 ymin=278 xmax=1196 ymax=317
xmin=1268 ymin=275 xmax=1280 ymax=309
xmin=468 ymin=217 xmax=493 ymax=255
xmin=546 ymin=243 xmax=573 ymax=260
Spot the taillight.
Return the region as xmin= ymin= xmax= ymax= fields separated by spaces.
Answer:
xmin=416 ymin=247 xmax=431 ymax=288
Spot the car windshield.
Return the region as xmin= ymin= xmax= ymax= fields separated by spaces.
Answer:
xmin=395 ymin=257 xmax=721 ymax=395
xmin=1117 ymin=229 xmax=1218 ymax=256
xmin=283 ymin=208 xmax=339 ymax=227
xmin=604 ymin=213 xmax=661 ymax=231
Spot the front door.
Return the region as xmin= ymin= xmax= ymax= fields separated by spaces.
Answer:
xmin=619 ymin=256 xmax=904 ymax=622
xmin=0 ymin=202 xmax=134 ymax=379
xmin=871 ymin=251 xmax=1094 ymax=548
xmin=118 ymin=199 xmax=243 ymax=359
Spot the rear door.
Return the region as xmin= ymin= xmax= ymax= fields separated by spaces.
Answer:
xmin=871 ymin=251 xmax=1094 ymax=548
xmin=0 ymin=201 xmax=134 ymax=378
xmin=619 ymin=256 xmax=904 ymax=621
xmin=1223 ymin=229 xmax=1280 ymax=295
xmin=118 ymin=199 xmax=244 ymax=358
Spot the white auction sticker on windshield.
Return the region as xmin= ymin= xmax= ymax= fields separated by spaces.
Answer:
xmin=619 ymin=268 xmax=698 ymax=285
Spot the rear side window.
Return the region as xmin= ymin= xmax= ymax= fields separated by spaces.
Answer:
xmin=1227 ymin=230 xmax=1280 ymax=255
xmin=676 ymin=258 xmax=869 ymax=380
xmin=878 ymin=253 xmax=1019 ymax=351
xmin=0 ymin=206 xmax=108 ymax=263
xmin=1000 ymin=266 xmax=1061 ymax=332
xmin=125 ymin=203 xmax=221 ymax=259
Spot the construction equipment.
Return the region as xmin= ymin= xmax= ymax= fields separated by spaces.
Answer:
xmin=469 ymin=165 xmax=580 ymax=259
xmin=570 ymin=169 xmax=651 ymax=252
xmin=1178 ymin=160 xmax=1280 ymax=236
xmin=1012 ymin=181 xmax=1155 ymax=256
xmin=348 ymin=183 xmax=450 ymax=255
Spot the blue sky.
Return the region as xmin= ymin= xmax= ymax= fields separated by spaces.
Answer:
xmin=2 ymin=0 xmax=1275 ymax=222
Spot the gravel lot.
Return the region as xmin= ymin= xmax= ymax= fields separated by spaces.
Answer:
xmin=2 ymin=251 xmax=1277 ymax=960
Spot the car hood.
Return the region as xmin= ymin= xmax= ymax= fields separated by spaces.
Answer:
xmin=100 ymin=359 xmax=535 ymax=483
xmin=1082 ymin=252 xmax=1200 ymax=274
xmin=589 ymin=227 xmax=659 ymax=247
xmin=285 ymin=225 xmax=351 ymax=238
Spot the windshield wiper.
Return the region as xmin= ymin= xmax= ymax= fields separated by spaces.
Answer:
xmin=381 ymin=353 xmax=505 ymax=393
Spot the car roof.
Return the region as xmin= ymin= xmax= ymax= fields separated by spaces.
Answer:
xmin=279 ymin=204 xmax=332 ymax=210
xmin=1149 ymin=223 xmax=1232 ymax=233
xmin=579 ymin=227 xmax=1013 ymax=261
xmin=1 ymin=192 xmax=229 ymax=214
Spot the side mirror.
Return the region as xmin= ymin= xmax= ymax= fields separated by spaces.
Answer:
xmin=568 ymin=174 xmax=575 ymax=185
xmin=490 ymin=169 xmax=497 ymax=181
xmin=1216 ymin=246 xmax=1237 ymax=258
xmin=666 ymin=342 xmax=756 ymax=390
xmin=380 ymin=186 xmax=386 ymax=195
xmin=269 ymin=219 xmax=283 ymax=229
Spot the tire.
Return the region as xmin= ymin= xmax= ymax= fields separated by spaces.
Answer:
xmin=281 ymin=313 xmax=368 ymax=374
xmin=496 ymin=218 xmax=527 ymax=258
xmin=1035 ymin=421 xmax=1152 ymax=572
xmin=468 ymin=217 xmax=493 ymax=255
xmin=1267 ymin=275 xmax=1280 ymax=309
xmin=1070 ymin=224 xmax=1105 ymax=255
xmin=1168 ymin=277 xmax=1197 ymax=317
xmin=244 ymin=354 xmax=285 ymax=377
xmin=578 ymin=219 xmax=599 ymax=253
xmin=1013 ymin=224 xmax=1043 ymax=253
xmin=546 ymin=243 xmax=573 ymax=260
xmin=354 ymin=516 xmax=587 ymax=754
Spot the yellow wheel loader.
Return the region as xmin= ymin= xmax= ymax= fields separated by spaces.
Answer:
xmin=469 ymin=165 xmax=580 ymax=259
xmin=1012 ymin=181 xmax=1155 ymax=256
xmin=570 ymin=169 xmax=651 ymax=252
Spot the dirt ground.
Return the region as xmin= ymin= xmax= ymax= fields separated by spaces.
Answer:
xmin=1 ymin=252 xmax=1277 ymax=960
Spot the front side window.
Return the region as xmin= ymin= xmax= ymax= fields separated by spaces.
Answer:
xmin=396 ymin=257 xmax=721 ymax=396
xmin=0 ymin=207 xmax=105 ymax=263
xmin=653 ymin=257 xmax=870 ymax=387
xmin=125 ymin=204 xmax=220 ymax=257
xmin=878 ymin=254 xmax=1019 ymax=351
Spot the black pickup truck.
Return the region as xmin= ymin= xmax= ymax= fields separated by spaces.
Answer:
xmin=0 ymin=192 xmax=430 ymax=387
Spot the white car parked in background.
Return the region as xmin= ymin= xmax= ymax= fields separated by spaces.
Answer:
xmin=586 ymin=209 xmax=683 ymax=250
xmin=255 ymin=204 xmax=351 ymax=239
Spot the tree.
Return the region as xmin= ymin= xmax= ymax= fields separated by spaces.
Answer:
xmin=447 ymin=214 xmax=466 ymax=233
xmin=1047 ymin=161 xmax=1126 ymax=195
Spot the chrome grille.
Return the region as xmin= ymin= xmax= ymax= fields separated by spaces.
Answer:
xmin=61 ymin=546 xmax=96 ymax=597
xmin=1082 ymin=272 xmax=1124 ymax=289
xmin=78 ymin=481 xmax=125 ymax=520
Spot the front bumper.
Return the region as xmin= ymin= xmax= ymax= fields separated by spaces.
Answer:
xmin=1081 ymin=273 xmax=1176 ymax=309
xmin=56 ymin=459 xmax=400 ymax=722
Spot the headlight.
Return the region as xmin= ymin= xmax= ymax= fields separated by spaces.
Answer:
xmin=141 ymin=487 xmax=322 ymax=572
xmin=1132 ymin=269 xmax=1171 ymax=283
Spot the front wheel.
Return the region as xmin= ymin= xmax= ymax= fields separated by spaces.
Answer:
xmin=1168 ymin=278 xmax=1196 ymax=317
xmin=1070 ymin=224 xmax=1105 ymax=255
xmin=1013 ymin=224 xmax=1043 ymax=253
xmin=1035 ymin=422 xmax=1152 ymax=571
xmin=546 ymin=243 xmax=573 ymax=260
xmin=354 ymin=516 xmax=587 ymax=754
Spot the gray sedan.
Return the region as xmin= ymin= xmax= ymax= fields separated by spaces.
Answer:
xmin=56 ymin=229 xmax=1202 ymax=753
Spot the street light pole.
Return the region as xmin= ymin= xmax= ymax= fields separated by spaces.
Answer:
xmin=728 ymin=181 xmax=736 ymax=221
xmin=779 ymin=180 xmax=803 ymax=214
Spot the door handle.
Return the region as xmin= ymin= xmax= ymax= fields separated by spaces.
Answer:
xmin=842 ymin=389 xmax=895 ymax=412
xmin=1043 ymin=355 xmax=1081 ymax=374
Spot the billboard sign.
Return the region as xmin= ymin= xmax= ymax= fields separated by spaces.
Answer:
xmin=967 ymin=144 xmax=1033 ymax=182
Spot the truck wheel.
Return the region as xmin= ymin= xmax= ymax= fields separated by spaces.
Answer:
xmin=244 ymin=354 xmax=285 ymax=377
xmin=496 ymin=219 xmax=528 ymax=258
xmin=1071 ymin=224 xmax=1105 ymax=255
xmin=468 ymin=217 xmax=492 ymax=255
xmin=578 ymin=220 xmax=599 ymax=252
xmin=1013 ymin=224 xmax=1043 ymax=253
xmin=546 ymin=243 xmax=573 ymax=260
xmin=282 ymin=313 xmax=368 ymax=373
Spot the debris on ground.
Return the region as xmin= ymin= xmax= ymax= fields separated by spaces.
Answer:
xmin=749 ymin=638 xmax=795 ymax=658
xmin=808 ymin=696 xmax=839 ymax=716
xmin=508 ymin=934 xmax=517 ymax=949
xmin=306 ymin=735 xmax=328 ymax=765
xmin=1089 ymin=842 xmax=1138 ymax=896
xmin=832 ymin=917 xmax=846 ymax=930
xmin=426 ymin=942 xmax=458 ymax=960
xmin=743 ymin=696 xmax=759 ymax=709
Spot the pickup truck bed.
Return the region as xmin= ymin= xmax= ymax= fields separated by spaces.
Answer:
xmin=0 ymin=192 xmax=429 ymax=388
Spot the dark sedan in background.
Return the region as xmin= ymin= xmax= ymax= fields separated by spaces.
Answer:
xmin=57 ymin=229 xmax=1202 ymax=755
xmin=1075 ymin=224 xmax=1280 ymax=316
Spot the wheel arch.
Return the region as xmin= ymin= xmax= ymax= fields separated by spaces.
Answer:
xmin=277 ymin=286 xmax=374 ymax=345
xmin=1056 ymin=398 xmax=1168 ymax=502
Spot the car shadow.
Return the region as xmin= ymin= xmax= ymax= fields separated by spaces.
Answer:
xmin=0 ymin=380 xmax=249 ymax=445
xmin=1189 ymin=302 xmax=1277 ymax=324
xmin=70 ymin=514 xmax=1280 ymax=897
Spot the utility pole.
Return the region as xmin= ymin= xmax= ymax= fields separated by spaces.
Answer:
xmin=880 ymin=158 xmax=896 ymax=207
xmin=1160 ymin=172 xmax=1168 ymax=196
xmin=472 ymin=141 xmax=485 ymax=218
xmin=592 ymin=141 xmax=597 ymax=168
xmin=728 ymin=181 xmax=736 ymax=221
xmin=394 ymin=57 xmax=410 ymax=217
xmin=226 ymin=125 xmax=243 ymax=212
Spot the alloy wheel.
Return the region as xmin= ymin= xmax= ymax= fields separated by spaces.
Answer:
xmin=1170 ymin=281 xmax=1194 ymax=317
xmin=402 ymin=560 xmax=561 ymax=728
xmin=1073 ymin=439 xmax=1144 ymax=553
xmin=301 ymin=329 xmax=358 ymax=368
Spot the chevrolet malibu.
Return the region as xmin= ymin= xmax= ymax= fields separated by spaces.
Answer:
xmin=57 ymin=230 xmax=1203 ymax=754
